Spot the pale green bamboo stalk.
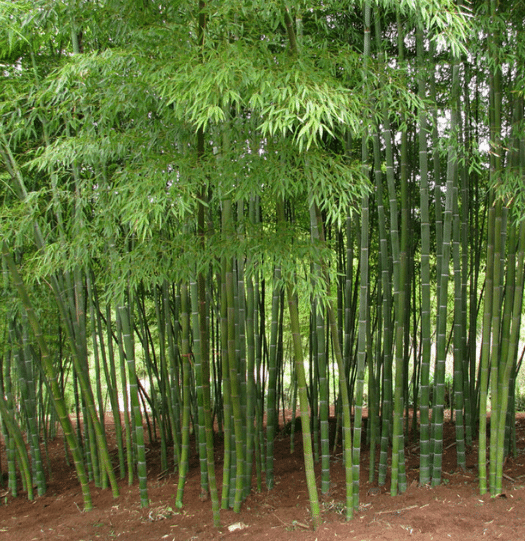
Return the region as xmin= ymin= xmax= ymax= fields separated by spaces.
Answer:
xmin=310 ymin=307 xmax=319 ymax=464
xmin=176 ymin=283 xmax=191 ymax=507
xmin=273 ymin=197 xmax=320 ymax=528
xmin=352 ymin=189 xmax=369 ymax=506
xmin=194 ymin=3 xmax=220 ymax=524
xmin=452 ymin=189 xmax=466 ymax=471
xmin=327 ymin=301 xmax=354 ymax=520
xmin=265 ymin=265 xmax=281 ymax=490
xmin=286 ymin=281 xmax=321 ymax=529
xmin=245 ymin=253 xmax=256 ymax=499
xmin=236 ymin=202 xmax=251 ymax=499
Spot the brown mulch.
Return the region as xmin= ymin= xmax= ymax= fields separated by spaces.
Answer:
xmin=1 ymin=414 xmax=525 ymax=541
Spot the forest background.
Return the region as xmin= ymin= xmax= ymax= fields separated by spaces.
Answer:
xmin=0 ymin=0 xmax=524 ymax=531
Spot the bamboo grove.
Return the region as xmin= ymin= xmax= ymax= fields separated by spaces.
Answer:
xmin=1 ymin=0 xmax=525 ymax=530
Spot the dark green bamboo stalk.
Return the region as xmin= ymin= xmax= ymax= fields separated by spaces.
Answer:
xmin=478 ymin=198 xmax=494 ymax=495
xmin=495 ymin=222 xmax=525 ymax=493
xmin=378 ymin=45 xmax=405 ymax=494
xmin=349 ymin=0 xmax=371 ymax=507
xmin=117 ymin=300 xmax=149 ymax=507
xmin=219 ymin=253 xmax=232 ymax=507
xmin=416 ymin=20 xmax=432 ymax=486
xmin=16 ymin=322 xmax=46 ymax=496
xmin=1 ymin=327 xmax=18 ymax=496
xmin=309 ymin=203 xmax=330 ymax=495
xmin=193 ymin=4 xmax=220 ymax=523
xmin=190 ymin=273 xmax=221 ymax=524
xmin=223 ymin=198 xmax=245 ymax=512
xmin=430 ymin=58 xmax=459 ymax=486
xmin=87 ymin=273 xmax=107 ymax=488
xmin=372 ymin=126 xmax=393 ymax=487
xmin=488 ymin=199 xmax=505 ymax=495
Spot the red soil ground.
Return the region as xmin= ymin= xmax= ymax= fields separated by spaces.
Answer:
xmin=1 ymin=414 xmax=525 ymax=541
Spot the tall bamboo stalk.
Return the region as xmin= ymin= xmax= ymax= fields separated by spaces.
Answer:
xmin=118 ymin=298 xmax=149 ymax=507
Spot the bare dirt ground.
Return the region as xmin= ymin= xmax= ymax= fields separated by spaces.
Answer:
xmin=1 ymin=414 xmax=525 ymax=541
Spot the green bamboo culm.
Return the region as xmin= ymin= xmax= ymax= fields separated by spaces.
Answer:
xmin=378 ymin=22 xmax=406 ymax=493
xmin=105 ymin=301 xmax=126 ymax=479
xmin=1 ymin=327 xmax=18 ymax=497
xmin=372 ymin=107 xmax=394 ymax=490
xmin=494 ymin=222 xmax=525 ymax=494
xmin=176 ymin=283 xmax=191 ymax=507
xmin=244 ymin=196 xmax=258 ymax=498
xmin=190 ymin=274 xmax=221 ymax=526
xmin=265 ymin=264 xmax=282 ymax=491
xmin=431 ymin=61 xmax=458 ymax=487
xmin=286 ymin=282 xmax=321 ymax=529
xmin=308 ymin=202 xmax=330 ymax=495
xmin=277 ymin=200 xmax=320 ymax=530
xmin=351 ymin=0 xmax=372 ymax=508
xmin=164 ymin=281 xmax=182 ymax=471
xmin=416 ymin=19 xmax=432 ymax=487
xmin=224 ymin=198 xmax=245 ymax=512
xmin=0 ymin=393 xmax=33 ymax=501
xmin=2 ymin=240 xmax=92 ymax=510
xmin=117 ymin=299 xmax=149 ymax=508
xmin=14 ymin=321 xmax=46 ymax=496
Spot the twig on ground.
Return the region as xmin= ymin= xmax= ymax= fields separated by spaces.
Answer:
xmin=375 ymin=505 xmax=418 ymax=515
